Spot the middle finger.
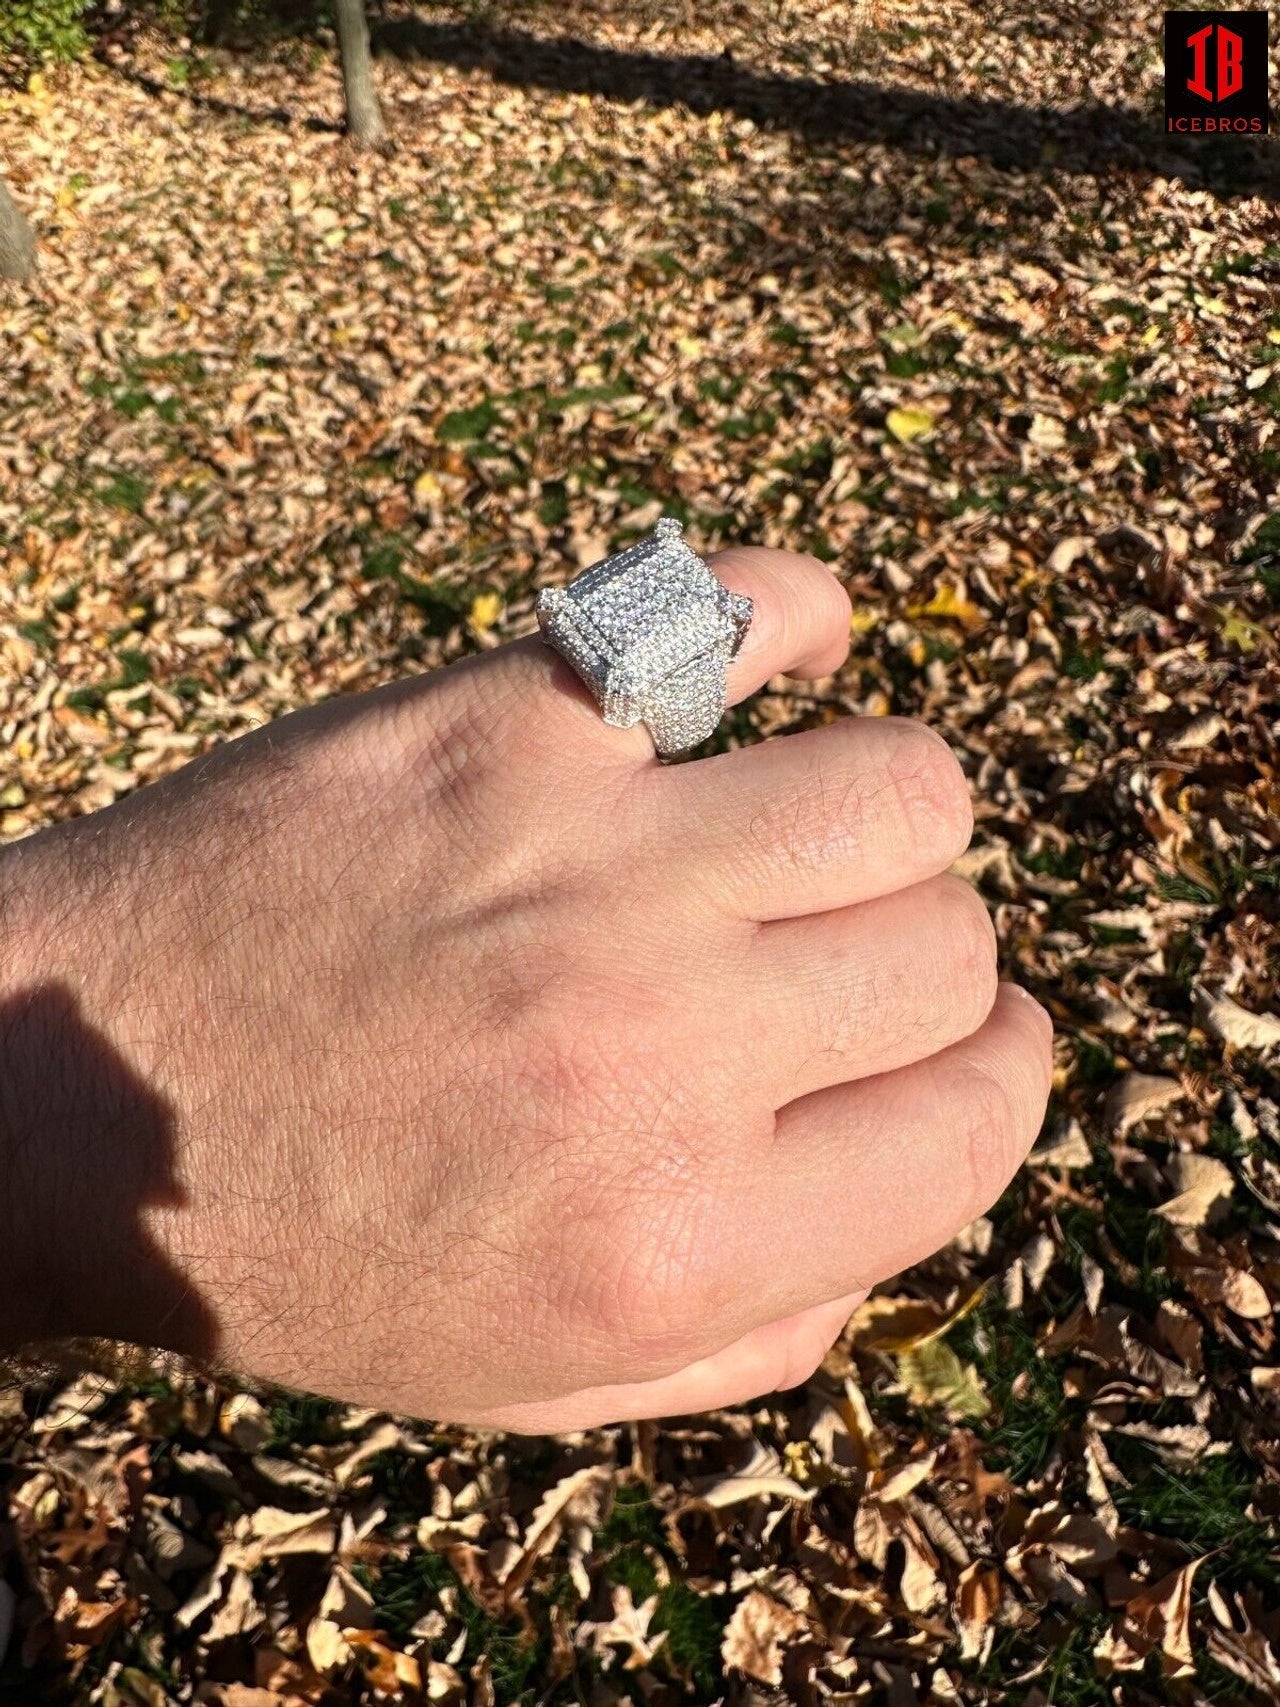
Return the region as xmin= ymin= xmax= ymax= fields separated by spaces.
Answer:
xmin=664 ymin=714 xmax=975 ymax=923
xmin=740 ymin=872 xmax=999 ymax=1103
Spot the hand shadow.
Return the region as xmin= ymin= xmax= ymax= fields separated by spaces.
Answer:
xmin=0 ymin=983 xmax=219 ymax=1366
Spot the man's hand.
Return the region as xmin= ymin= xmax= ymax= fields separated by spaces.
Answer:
xmin=0 ymin=545 xmax=1051 ymax=1431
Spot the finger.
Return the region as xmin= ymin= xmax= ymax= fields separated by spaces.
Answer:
xmin=736 ymin=985 xmax=1052 ymax=1324
xmin=670 ymin=714 xmax=974 ymax=921
xmin=741 ymin=874 xmax=999 ymax=1103
xmin=706 ymin=545 xmax=852 ymax=700
xmin=468 ymin=1290 xmax=865 ymax=1434
xmin=418 ymin=545 xmax=851 ymax=767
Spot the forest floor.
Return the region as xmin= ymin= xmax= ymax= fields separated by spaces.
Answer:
xmin=1 ymin=2 xmax=1279 ymax=1703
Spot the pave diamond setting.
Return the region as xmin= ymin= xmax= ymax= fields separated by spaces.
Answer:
xmin=535 ymin=516 xmax=753 ymax=758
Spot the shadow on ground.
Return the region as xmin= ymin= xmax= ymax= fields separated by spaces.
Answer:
xmin=373 ymin=16 xmax=1279 ymax=198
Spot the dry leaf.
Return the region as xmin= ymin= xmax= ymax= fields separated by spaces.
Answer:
xmin=345 ymin=1631 xmax=421 ymax=1697
xmin=305 ymin=1566 xmax=376 ymax=1673
xmin=886 ymin=405 xmax=935 ymax=442
xmin=1095 ymin=1559 xmax=1204 ymax=1675
xmin=468 ymin=591 xmax=503 ymax=633
xmin=222 ymin=1507 xmax=337 ymax=1571
xmin=953 ymin=1562 xmax=1001 ymax=1661
xmin=1194 ymin=987 xmax=1280 ymax=1053
xmin=219 ymin=1394 xmax=272 ymax=1452
xmin=908 ymin=580 xmax=986 ymax=628
xmin=721 ymin=1589 xmax=809 ymax=1686
xmin=501 ymin=1464 xmax=614 ymax=1593
xmin=575 ymin=1584 xmax=667 ymax=1672
xmin=1156 ymin=1154 xmax=1235 ymax=1227
xmin=1106 ymin=1072 xmax=1183 ymax=1134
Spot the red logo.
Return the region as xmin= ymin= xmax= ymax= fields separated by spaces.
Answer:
xmin=1164 ymin=11 xmax=1269 ymax=133
xmin=1185 ymin=21 xmax=1245 ymax=100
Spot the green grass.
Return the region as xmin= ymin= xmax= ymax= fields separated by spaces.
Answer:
xmin=1094 ymin=354 xmax=1132 ymax=404
xmin=1019 ymin=842 xmax=1085 ymax=882
xmin=1061 ymin=645 xmax=1108 ymax=681
xmin=1154 ymin=847 xmax=1278 ymax=913
xmin=949 ymin=1298 xmax=1072 ymax=1482
xmin=95 ymin=470 xmax=149 ymax=513
xmin=18 ymin=618 xmax=55 ymax=650
xmin=354 ymin=1550 xmax=545 ymax=1701
xmin=358 ymin=535 xmax=469 ymax=634
xmin=264 ymin=1390 xmax=341 ymax=1448
xmin=598 ymin=1484 xmax=727 ymax=1695
xmin=61 ymin=646 xmax=154 ymax=712
xmin=438 ymin=399 xmax=503 ymax=443
xmin=1107 ymin=1446 xmax=1280 ymax=1597
xmin=343 ymin=1483 xmax=730 ymax=1704
xmin=1155 ymin=871 xmax=1219 ymax=905
xmin=973 ymin=1613 xmax=1113 ymax=1705
xmin=1060 ymin=1190 xmax=1177 ymax=1316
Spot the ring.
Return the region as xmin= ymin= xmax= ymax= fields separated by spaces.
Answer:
xmin=535 ymin=516 xmax=753 ymax=759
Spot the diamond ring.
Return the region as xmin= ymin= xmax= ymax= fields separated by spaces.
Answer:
xmin=535 ymin=517 xmax=753 ymax=759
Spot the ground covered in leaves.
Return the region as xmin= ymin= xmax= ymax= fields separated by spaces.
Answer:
xmin=2 ymin=1 xmax=1279 ymax=1701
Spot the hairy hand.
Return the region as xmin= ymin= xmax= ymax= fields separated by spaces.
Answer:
xmin=0 ymin=545 xmax=1051 ymax=1430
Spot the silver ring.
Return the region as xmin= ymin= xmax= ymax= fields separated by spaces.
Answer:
xmin=535 ymin=516 xmax=753 ymax=759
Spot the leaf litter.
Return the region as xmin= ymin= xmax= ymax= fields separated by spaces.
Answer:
xmin=2 ymin=0 xmax=1279 ymax=1700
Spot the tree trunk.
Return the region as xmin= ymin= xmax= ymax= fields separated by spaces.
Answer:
xmin=334 ymin=0 xmax=387 ymax=146
xmin=0 ymin=176 xmax=36 ymax=282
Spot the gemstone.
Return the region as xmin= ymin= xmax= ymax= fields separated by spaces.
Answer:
xmin=535 ymin=517 xmax=752 ymax=756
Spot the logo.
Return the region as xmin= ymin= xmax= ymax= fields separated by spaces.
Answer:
xmin=1164 ymin=11 xmax=1269 ymax=130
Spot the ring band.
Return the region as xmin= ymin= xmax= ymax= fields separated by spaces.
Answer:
xmin=535 ymin=517 xmax=753 ymax=759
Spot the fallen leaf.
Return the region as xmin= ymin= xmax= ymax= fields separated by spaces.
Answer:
xmin=468 ymin=591 xmax=503 ymax=633
xmin=1106 ymin=1072 xmax=1183 ymax=1134
xmin=907 ymin=580 xmax=985 ymax=628
xmin=1156 ymin=1154 xmax=1235 ymax=1227
xmin=222 ymin=1507 xmax=336 ymax=1571
xmin=1194 ymin=987 xmax=1280 ymax=1053
xmin=721 ymin=1589 xmax=808 ymax=1686
xmin=345 ymin=1630 xmax=421 ymax=1697
xmin=886 ymin=405 xmax=935 ymax=442
xmin=1095 ymin=1558 xmax=1203 ymax=1675
xmin=897 ymin=1339 xmax=990 ymax=1421
xmin=954 ymin=1561 xmax=1001 ymax=1661
xmin=575 ymin=1584 xmax=667 ymax=1672
xmin=219 ymin=1393 xmax=272 ymax=1452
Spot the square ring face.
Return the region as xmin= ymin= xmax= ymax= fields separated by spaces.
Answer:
xmin=537 ymin=519 xmax=751 ymax=714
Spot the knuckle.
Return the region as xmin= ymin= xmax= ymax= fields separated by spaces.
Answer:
xmin=882 ymin=721 xmax=974 ymax=858
xmin=552 ymin=1176 xmax=721 ymax=1379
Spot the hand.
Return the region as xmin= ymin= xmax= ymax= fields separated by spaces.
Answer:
xmin=0 ymin=544 xmax=1051 ymax=1431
